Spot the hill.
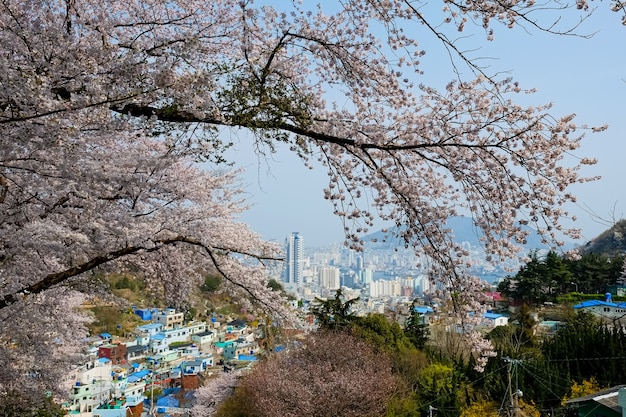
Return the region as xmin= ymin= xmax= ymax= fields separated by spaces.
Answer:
xmin=579 ymin=219 xmax=626 ymax=256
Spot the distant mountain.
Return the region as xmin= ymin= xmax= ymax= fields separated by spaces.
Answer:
xmin=579 ymin=219 xmax=626 ymax=257
xmin=362 ymin=216 xmax=560 ymax=253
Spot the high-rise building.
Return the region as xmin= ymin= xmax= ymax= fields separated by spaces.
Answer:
xmin=284 ymin=232 xmax=304 ymax=285
xmin=319 ymin=266 xmax=340 ymax=290
xmin=361 ymin=268 xmax=374 ymax=285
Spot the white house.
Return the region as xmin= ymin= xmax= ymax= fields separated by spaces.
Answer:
xmin=483 ymin=312 xmax=509 ymax=328
xmin=63 ymin=357 xmax=113 ymax=417
xmin=191 ymin=330 xmax=216 ymax=345
xmin=186 ymin=321 xmax=208 ymax=335
xmin=163 ymin=327 xmax=192 ymax=344
xmin=135 ymin=323 xmax=164 ymax=337
xmin=574 ymin=299 xmax=626 ymax=322
xmin=149 ymin=333 xmax=169 ymax=354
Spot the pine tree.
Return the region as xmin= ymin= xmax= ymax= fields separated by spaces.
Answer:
xmin=404 ymin=299 xmax=431 ymax=349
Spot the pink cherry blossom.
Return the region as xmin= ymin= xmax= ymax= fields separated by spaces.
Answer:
xmin=1 ymin=0 xmax=616 ymax=402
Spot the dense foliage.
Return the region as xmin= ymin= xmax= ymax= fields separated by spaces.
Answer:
xmin=498 ymin=251 xmax=626 ymax=304
xmin=542 ymin=311 xmax=626 ymax=387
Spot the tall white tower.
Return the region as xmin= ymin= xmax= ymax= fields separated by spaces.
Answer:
xmin=285 ymin=232 xmax=304 ymax=285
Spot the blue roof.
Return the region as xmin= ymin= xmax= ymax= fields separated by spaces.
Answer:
xmin=127 ymin=369 xmax=150 ymax=382
xmin=576 ymin=300 xmax=626 ymax=308
xmin=97 ymin=357 xmax=110 ymax=363
xmin=484 ymin=312 xmax=505 ymax=319
xmin=157 ymin=395 xmax=179 ymax=407
xmin=99 ymin=333 xmax=112 ymax=339
xmin=414 ymin=306 xmax=434 ymax=314
xmin=151 ymin=333 xmax=166 ymax=341
xmin=574 ymin=300 xmax=616 ymax=309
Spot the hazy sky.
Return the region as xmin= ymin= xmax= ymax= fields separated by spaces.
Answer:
xmin=223 ymin=4 xmax=626 ymax=248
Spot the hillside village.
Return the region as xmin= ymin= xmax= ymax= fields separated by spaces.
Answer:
xmin=62 ymin=283 xmax=626 ymax=417
xmin=65 ymin=291 xmax=514 ymax=417
xmin=53 ymin=221 xmax=626 ymax=417
xmin=64 ymin=307 xmax=263 ymax=417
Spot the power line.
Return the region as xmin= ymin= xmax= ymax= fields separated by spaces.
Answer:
xmin=521 ymin=360 xmax=574 ymax=391
xmin=542 ymin=355 xmax=626 ymax=362
xmin=518 ymin=361 xmax=567 ymax=403
xmin=390 ymin=363 xmax=510 ymax=417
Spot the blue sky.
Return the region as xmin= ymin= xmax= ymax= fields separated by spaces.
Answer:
xmin=224 ymin=4 xmax=626 ymax=248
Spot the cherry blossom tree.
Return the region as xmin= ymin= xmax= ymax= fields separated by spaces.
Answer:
xmin=0 ymin=0 xmax=619 ymax=404
xmin=191 ymin=370 xmax=242 ymax=417
xmin=207 ymin=330 xmax=400 ymax=417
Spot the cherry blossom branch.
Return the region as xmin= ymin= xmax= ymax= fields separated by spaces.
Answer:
xmin=0 ymin=236 xmax=282 ymax=310
xmin=111 ymin=102 xmax=535 ymax=153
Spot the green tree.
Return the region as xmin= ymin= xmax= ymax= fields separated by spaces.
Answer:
xmin=113 ymin=275 xmax=136 ymax=290
xmin=344 ymin=311 xmax=431 ymax=402
xmin=200 ymin=274 xmax=222 ymax=292
xmin=266 ymin=278 xmax=284 ymax=292
xmin=517 ymin=304 xmax=538 ymax=348
xmin=416 ymin=363 xmax=457 ymax=414
xmin=391 ymin=348 xmax=430 ymax=393
xmin=384 ymin=394 xmax=421 ymax=417
xmin=561 ymin=377 xmax=604 ymax=405
xmin=542 ymin=310 xmax=626 ymax=387
xmin=349 ymin=313 xmax=412 ymax=352
xmin=404 ymin=299 xmax=431 ymax=349
xmin=310 ymin=288 xmax=359 ymax=330
xmin=185 ymin=307 xmax=197 ymax=321
xmin=499 ymin=250 xmax=572 ymax=305
xmin=565 ymin=253 xmax=624 ymax=294
xmin=459 ymin=400 xmax=500 ymax=417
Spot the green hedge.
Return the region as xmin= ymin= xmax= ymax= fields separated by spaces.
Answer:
xmin=556 ymin=293 xmax=626 ymax=304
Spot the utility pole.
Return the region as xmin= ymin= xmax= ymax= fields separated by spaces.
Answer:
xmin=504 ymin=357 xmax=522 ymax=417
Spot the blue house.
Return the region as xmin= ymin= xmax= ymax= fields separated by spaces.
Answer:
xmin=133 ymin=308 xmax=153 ymax=321
xmin=413 ymin=305 xmax=435 ymax=324
xmin=574 ymin=298 xmax=626 ymax=322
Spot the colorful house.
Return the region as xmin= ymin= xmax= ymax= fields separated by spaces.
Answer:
xmin=97 ymin=343 xmax=127 ymax=365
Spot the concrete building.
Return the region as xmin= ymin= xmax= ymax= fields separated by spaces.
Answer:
xmin=152 ymin=308 xmax=184 ymax=330
xmin=319 ymin=266 xmax=341 ymax=290
xmin=285 ymin=232 xmax=304 ymax=285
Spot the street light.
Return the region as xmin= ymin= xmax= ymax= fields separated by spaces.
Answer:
xmin=571 ymin=282 xmax=578 ymax=292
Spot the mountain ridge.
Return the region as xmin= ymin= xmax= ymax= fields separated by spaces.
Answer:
xmin=579 ymin=219 xmax=626 ymax=256
xmin=360 ymin=215 xmax=567 ymax=253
